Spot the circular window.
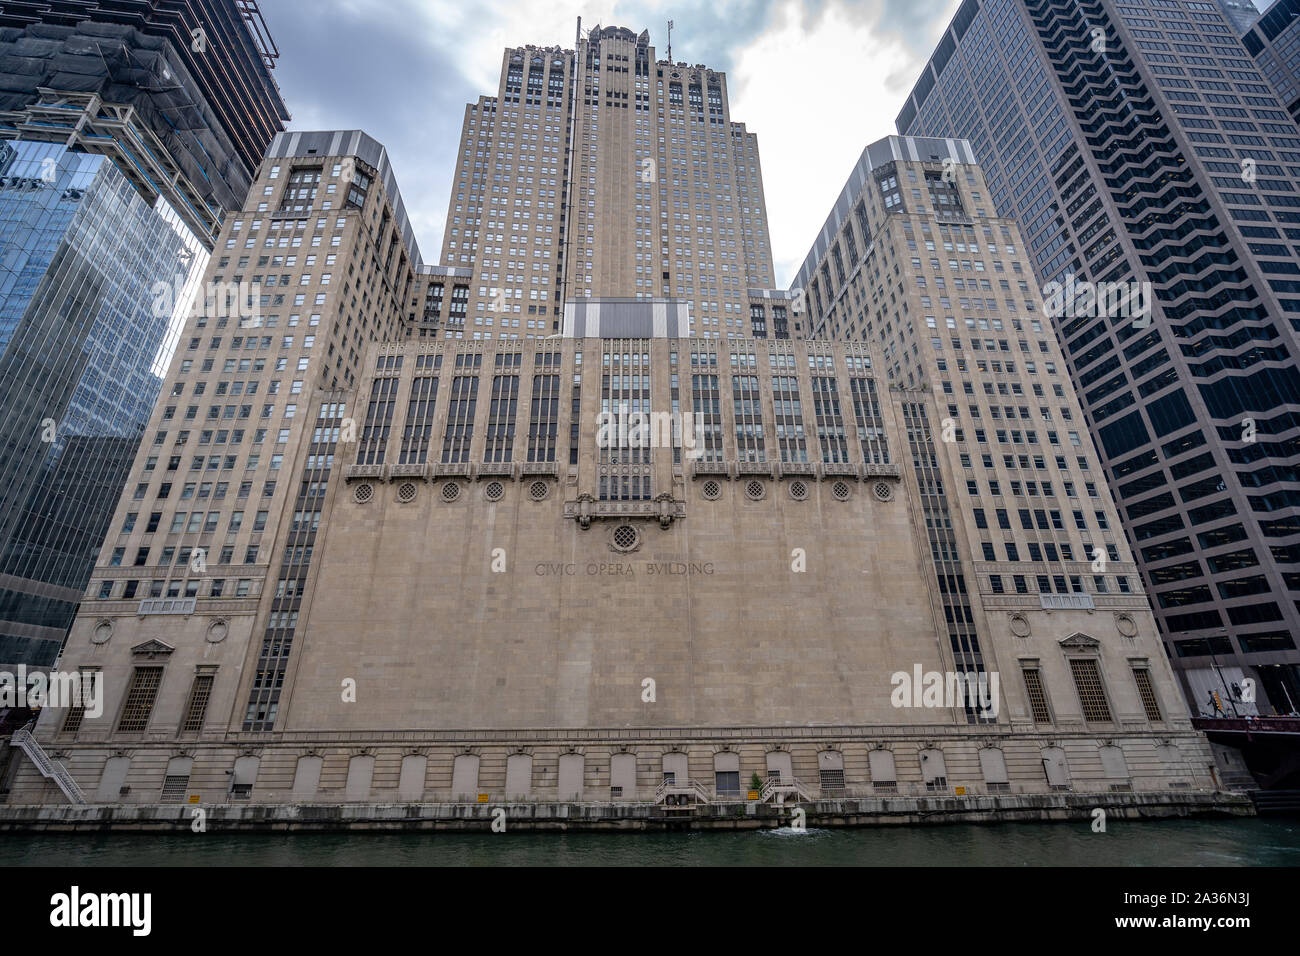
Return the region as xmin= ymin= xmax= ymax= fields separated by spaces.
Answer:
xmin=832 ymin=480 xmax=852 ymax=501
xmin=441 ymin=481 xmax=461 ymax=502
xmin=397 ymin=481 xmax=418 ymax=503
xmin=789 ymin=480 xmax=808 ymax=501
xmin=611 ymin=524 xmax=640 ymax=552
xmin=701 ymin=479 xmax=721 ymax=500
xmin=745 ymin=480 xmax=765 ymax=501
xmin=484 ymin=480 xmax=505 ymax=502
xmin=354 ymin=482 xmax=374 ymax=504
xmin=873 ymin=481 xmax=892 ymax=501
xmin=529 ymin=480 xmax=549 ymax=501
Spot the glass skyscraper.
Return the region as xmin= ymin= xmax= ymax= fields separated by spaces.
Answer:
xmin=0 ymin=140 xmax=204 ymax=670
xmin=1242 ymin=0 xmax=1300 ymax=125
xmin=0 ymin=3 xmax=287 ymax=673
xmin=897 ymin=0 xmax=1300 ymax=715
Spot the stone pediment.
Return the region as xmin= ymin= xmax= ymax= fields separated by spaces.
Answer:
xmin=130 ymin=639 xmax=175 ymax=658
xmin=1058 ymin=632 xmax=1100 ymax=649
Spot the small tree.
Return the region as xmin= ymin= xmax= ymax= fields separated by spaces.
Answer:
xmin=750 ymin=772 xmax=764 ymax=794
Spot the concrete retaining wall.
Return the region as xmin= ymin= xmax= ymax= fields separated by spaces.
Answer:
xmin=0 ymin=790 xmax=1252 ymax=832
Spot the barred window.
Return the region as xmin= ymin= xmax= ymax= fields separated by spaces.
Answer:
xmin=1021 ymin=667 xmax=1052 ymax=723
xmin=180 ymin=674 xmax=215 ymax=734
xmin=1132 ymin=667 xmax=1163 ymax=722
xmin=116 ymin=666 xmax=164 ymax=733
xmin=819 ymin=769 xmax=846 ymax=793
xmin=161 ymin=775 xmax=190 ymax=803
xmin=1069 ymin=658 xmax=1114 ymax=722
xmin=59 ymin=668 xmax=99 ymax=735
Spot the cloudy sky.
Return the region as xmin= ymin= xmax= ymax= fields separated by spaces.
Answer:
xmin=258 ymin=0 xmax=1269 ymax=287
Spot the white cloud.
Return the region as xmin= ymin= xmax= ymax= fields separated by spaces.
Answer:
xmin=283 ymin=0 xmax=957 ymax=285
xmin=729 ymin=0 xmax=956 ymax=286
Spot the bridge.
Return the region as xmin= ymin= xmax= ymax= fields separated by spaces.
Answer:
xmin=1193 ymin=716 xmax=1300 ymax=808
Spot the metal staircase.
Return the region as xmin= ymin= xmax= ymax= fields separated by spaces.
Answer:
xmin=9 ymin=726 xmax=85 ymax=805
xmin=760 ymin=776 xmax=814 ymax=804
xmin=655 ymin=777 xmax=712 ymax=808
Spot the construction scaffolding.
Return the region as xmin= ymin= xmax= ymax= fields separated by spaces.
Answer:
xmin=0 ymin=20 xmax=259 ymax=245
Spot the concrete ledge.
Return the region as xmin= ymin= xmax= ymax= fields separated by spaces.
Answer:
xmin=0 ymin=790 xmax=1253 ymax=832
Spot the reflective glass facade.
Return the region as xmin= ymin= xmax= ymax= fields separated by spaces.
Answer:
xmin=0 ymin=139 xmax=203 ymax=669
xmin=1243 ymin=0 xmax=1300 ymax=125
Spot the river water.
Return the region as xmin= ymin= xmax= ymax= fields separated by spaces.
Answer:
xmin=4 ymin=817 xmax=1299 ymax=866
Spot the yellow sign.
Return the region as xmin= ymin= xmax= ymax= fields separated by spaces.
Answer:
xmin=188 ymin=794 xmax=200 ymax=804
xmin=954 ymin=786 xmax=966 ymax=796
xmin=477 ymin=793 xmax=489 ymax=803
xmin=747 ymin=790 xmax=759 ymax=800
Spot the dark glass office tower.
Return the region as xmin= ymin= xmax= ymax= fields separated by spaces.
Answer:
xmin=1242 ymin=0 xmax=1300 ymax=125
xmin=0 ymin=3 xmax=286 ymax=671
xmin=897 ymin=0 xmax=1300 ymax=715
xmin=0 ymin=143 xmax=200 ymax=670
xmin=1214 ymin=0 xmax=1262 ymax=34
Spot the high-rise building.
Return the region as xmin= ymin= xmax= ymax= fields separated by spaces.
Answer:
xmin=4 ymin=26 xmax=1236 ymax=810
xmin=435 ymin=23 xmax=782 ymax=343
xmin=896 ymin=0 xmax=1300 ymax=715
xmin=1242 ymin=0 xmax=1300 ymax=125
xmin=795 ymin=133 xmax=1194 ymax=713
xmin=0 ymin=0 xmax=288 ymax=179
xmin=0 ymin=144 xmax=200 ymax=671
xmin=0 ymin=4 xmax=287 ymax=672
xmin=1214 ymin=0 xmax=1262 ymax=34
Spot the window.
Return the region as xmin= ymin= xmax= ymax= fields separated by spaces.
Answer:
xmin=180 ymin=673 xmax=215 ymax=733
xmin=714 ymin=770 xmax=740 ymax=795
xmin=1022 ymin=667 xmax=1052 ymax=723
xmin=59 ymin=667 xmax=99 ymax=734
xmin=116 ymin=667 xmax=164 ymax=732
xmin=819 ymin=768 xmax=846 ymax=792
xmin=1132 ymin=668 xmax=1162 ymax=722
xmin=1069 ymin=658 xmax=1113 ymax=722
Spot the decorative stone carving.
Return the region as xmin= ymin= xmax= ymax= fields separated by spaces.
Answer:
xmin=130 ymin=639 xmax=175 ymax=659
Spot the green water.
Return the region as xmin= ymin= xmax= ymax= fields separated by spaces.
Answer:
xmin=3 ymin=817 xmax=1298 ymax=866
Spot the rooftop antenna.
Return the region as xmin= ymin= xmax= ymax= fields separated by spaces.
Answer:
xmin=666 ymin=19 xmax=674 ymax=61
xmin=575 ymin=15 xmax=581 ymax=46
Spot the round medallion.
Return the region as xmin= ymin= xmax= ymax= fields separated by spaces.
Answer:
xmin=353 ymin=482 xmax=374 ymax=504
xmin=207 ymin=619 xmax=229 ymax=643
